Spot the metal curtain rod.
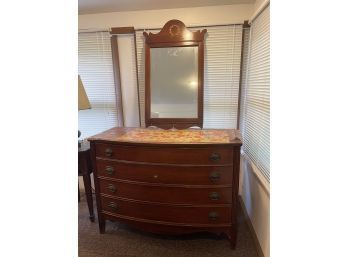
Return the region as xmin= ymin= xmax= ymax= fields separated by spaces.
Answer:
xmin=78 ymin=22 xmax=248 ymax=34
xmin=134 ymin=22 xmax=244 ymax=31
xmin=78 ymin=28 xmax=109 ymax=33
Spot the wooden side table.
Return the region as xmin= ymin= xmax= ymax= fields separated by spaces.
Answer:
xmin=78 ymin=140 xmax=95 ymax=222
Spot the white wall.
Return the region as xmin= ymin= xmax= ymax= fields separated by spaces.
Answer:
xmin=79 ymin=4 xmax=254 ymax=30
xmin=240 ymin=155 xmax=270 ymax=257
xmin=254 ymin=0 xmax=267 ymax=11
xmin=251 ymin=0 xmax=269 ymax=21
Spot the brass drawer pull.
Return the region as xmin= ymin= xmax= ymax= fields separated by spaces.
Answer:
xmin=107 ymin=184 xmax=117 ymax=193
xmin=105 ymin=166 xmax=114 ymax=175
xmin=209 ymin=192 xmax=220 ymax=201
xmin=108 ymin=202 xmax=118 ymax=211
xmin=209 ymin=153 xmax=221 ymax=162
xmin=208 ymin=212 xmax=219 ymax=221
xmin=105 ymin=148 xmax=113 ymax=157
xmin=209 ymin=172 xmax=220 ymax=182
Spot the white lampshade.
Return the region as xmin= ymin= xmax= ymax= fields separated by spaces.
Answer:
xmin=78 ymin=75 xmax=91 ymax=110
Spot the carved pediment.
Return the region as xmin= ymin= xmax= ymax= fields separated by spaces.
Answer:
xmin=143 ymin=19 xmax=207 ymax=43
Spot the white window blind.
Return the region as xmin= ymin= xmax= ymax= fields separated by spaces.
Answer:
xmin=78 ymin=31 xmax=121 ymax=139
xmin=241 ymin=5 xmax=270 ymax=182
xmin=135 ymin=25 xmax=243 ymax=128
xmin=200 ymin=25 xmax=242 ymax=128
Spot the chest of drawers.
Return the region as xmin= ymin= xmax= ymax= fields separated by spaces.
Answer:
xmin=88 ymin=127 xmax=242 ymax=248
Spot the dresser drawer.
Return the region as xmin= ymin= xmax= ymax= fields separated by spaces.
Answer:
xmin=99 ymin=179 xmax=232 ymax=204
xmin=96 ymin=159 xmax=232 ymax=185
xmin=96 ymin=144 xmax=234 ymax=165
xmin=101 ymin=196 xmax=232 ymax=225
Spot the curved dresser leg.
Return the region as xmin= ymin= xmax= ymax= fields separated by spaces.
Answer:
xmin=98 ymin=218 xmax=105 ymax=234
xmin=227 ymin=226 xmax=238 ymax=249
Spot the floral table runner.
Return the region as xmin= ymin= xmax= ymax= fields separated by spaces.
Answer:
xmin=115 ymin=128 xmax=230 ymax=143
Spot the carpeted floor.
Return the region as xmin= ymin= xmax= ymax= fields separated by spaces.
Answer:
xmin=79 ymin=194 xmax=258 ymax=257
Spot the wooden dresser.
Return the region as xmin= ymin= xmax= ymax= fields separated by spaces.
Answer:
xmin=88 ymin=127 xmax=242 ymax=248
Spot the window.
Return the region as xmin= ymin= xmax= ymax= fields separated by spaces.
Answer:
xmin=199 ymin=25 xmax=243 ymax=128
xmin=135 ymin=25 xmax=243 ymax=128
xmin=240 ymin=5 xmax=270 ymax=182
xmin=78 ymin=31 xmax=122 ymax=138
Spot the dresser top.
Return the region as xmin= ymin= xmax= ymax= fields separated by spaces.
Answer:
xmin=88 ymin=127 xmax=242 ymax=146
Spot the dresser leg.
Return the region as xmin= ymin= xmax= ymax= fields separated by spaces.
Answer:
xmin=98 ymin=219 xmax=105 ymax=234
xmin=229 ymin=233 xmax=237 ymax=249
xmin=228 ymin=226 xmax=238 ymax=249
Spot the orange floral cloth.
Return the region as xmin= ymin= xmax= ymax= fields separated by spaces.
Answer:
xmin=115 ymin=128 xmax=230 ymax=143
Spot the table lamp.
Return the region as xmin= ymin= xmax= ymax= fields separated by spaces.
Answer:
xmin=78 ymin=75 xmax=91 ymax=138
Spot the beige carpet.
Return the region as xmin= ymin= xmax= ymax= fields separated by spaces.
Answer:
xmin=79 ymin=194 xmax=258 ymax=257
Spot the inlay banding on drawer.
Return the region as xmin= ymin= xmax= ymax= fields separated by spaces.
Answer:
xmin=96 ymin=159 xmax=233 ymax=185
xmin=98 ymin=179 xmax=232 ymax=204
xmin=102 ymin=212 xmax=232 ymax=228
xmin=95 ymin=144 xmax=234 ymax=165
xmin=100 ymin=196 xmax=232 ymax=225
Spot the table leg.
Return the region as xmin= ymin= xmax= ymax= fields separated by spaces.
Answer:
xmin=78 ymin=181 xmax=80 ymax=202
xmin=81 ymin=158 xmax=95 ymax=222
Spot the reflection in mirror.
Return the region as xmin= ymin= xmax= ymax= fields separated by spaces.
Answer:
xmin=150 ymin=46 xmax=198 ymax=118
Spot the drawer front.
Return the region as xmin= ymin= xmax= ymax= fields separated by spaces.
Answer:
xmin=99 ymin=179 xmax=232 ymax=204
xmin=96 ymin=144 xmax=234 ymax=165
xmin=96 ymin=159 xmax=232 ymax=185
xmin=101 ymin=196 xmax=232 ymax=225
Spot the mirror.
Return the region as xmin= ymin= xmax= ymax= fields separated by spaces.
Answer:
xmin=144 ymin=19 xmax=207 ymax=129
xmin=150 ymin=46 xmax=198 ymax=118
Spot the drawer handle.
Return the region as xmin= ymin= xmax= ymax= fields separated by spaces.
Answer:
xmin=107 ymin=184 xmax=117 ymax=193
xmin=209 ymin=172 xmax=220 ymax=182
xmin=105 ymin=148 xmax=113 ymax=157
xmin=105 ymin=166 xmax=114 ymax=175
xmin=108 ymin=202 xmax=118 ymax=211
xmin=209 ymin=192 xmax=220 ymax=201
xmin=208 ymin=211 xmax=219 ymax=221
xmin=210 ymin=153 xmax=221 ymax=162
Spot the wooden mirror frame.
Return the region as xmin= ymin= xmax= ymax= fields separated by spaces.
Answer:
xmin=143 ymin=19 xmax=207 ymax=129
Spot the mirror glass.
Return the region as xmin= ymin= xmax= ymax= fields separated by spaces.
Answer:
xmin=150 ymin=46 xmax=198 ymax=118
